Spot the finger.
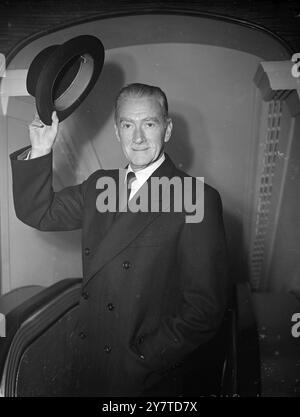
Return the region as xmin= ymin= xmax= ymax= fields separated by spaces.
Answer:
xmin=31 ymin=119 xmax=44 ymax=126
xmin=32 ymin=114 xmax=44 ymax=127
xmin=29 ymin=120 xmax=44 ymax=129
xmin=52 ymin=110 xmax=59 ymax=121
xmin=33 ymin=112 xmax=41 ymax=121
xmin=51 ymin=111 xmax=59 ymax=127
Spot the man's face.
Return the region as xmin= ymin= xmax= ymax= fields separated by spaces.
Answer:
xmin=115 ymin=95 xmax=172 ymax=171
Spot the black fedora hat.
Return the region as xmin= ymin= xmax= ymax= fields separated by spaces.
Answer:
xmin=26 ymin=35 xmax=105 ymax=125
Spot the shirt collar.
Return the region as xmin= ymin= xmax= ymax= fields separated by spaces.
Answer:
xmin=126 ymin=153 xmax=165 ymax=182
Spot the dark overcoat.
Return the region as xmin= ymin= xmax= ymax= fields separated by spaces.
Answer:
xmin=10 ymin=147 xmax=229 ymax=396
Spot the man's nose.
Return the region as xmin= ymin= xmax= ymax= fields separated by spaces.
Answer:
xmin=133 ymin=126 xmax=145 ymax=143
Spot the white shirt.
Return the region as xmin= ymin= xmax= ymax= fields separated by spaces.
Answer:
xmin=126 ymin=153 xmax=165 ymax=200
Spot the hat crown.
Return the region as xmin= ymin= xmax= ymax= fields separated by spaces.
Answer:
xmin=26 ymin=45 xmax=58 ymax=96
xmin=26 ymin=35 xmax=105 ymax=125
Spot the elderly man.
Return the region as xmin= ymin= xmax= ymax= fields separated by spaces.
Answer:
xmin=10 ymin=83 xmax=229 ymax=396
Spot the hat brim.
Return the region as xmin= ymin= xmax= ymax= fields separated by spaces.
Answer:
xmin=34 ymin=35 xmax=105 ymax=125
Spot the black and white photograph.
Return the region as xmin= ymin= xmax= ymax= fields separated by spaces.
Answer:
xmin=0 ymin=0 xmax=299 ymax=402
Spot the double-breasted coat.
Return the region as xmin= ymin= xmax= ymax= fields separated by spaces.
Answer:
xmin=10 ymin=146 xmax=229 ymax=396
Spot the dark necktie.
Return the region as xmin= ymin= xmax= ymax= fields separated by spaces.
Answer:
xmin=117 ymin=171 xmax=136 ymax=214
xmin=126 ymin=171 xmax=136 ymax=202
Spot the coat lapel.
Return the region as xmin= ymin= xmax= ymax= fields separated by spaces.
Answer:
xmin=91 ymin=169 xmax=119 ymax=239
xmin=83 ymin=154 xmax=178 ymax=287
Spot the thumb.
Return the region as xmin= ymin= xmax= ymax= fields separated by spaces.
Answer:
xmin=51 ymin=111 xmax=59 ymax=129
xmin=52 ymin=110 xmax=59 ymax=123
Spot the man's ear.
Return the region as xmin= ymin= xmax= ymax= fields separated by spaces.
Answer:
xmin=114 ymin=123 xmax=121 ymax=142
xmin=164 ymin=118 xmax=173 ymax=143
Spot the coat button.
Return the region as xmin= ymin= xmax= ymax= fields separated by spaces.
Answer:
xmin=172 ymin=362 xmax=181 ymax=369
xmin=82 ymin=291 xmax=89 ymax=300
xmin=79 ymin=332 xmax=86 ymax=339
xmin=122 ymin=261 xmax=131 ymax=269
xmin=84 ymin=247 xmax=91 ymax=256
xmin=104 ymin=345 xmax=112 ymax=353
xmin=107 ymin=302 xmax=114 ymax=311
xmin=138 ymin=336 xmax=144 ymax=344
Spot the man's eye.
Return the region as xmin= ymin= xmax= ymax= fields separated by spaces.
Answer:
xmin=121 ymin=123 xmax=132 ymax=129
xmin=145 ymin=122 xmax=155 ymax=128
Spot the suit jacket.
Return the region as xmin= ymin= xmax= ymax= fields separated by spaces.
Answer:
xmin=10 ymin=146 xmax=229 ymax=397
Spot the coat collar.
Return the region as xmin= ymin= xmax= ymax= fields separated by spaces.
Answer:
xmin=83 ymin=154 xmax=178 ymax=287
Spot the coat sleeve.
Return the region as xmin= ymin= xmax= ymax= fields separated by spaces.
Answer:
xmin=10 ymin=146 xmax=89 ymax=231
xmin=136 ymin=186 xmax=230 ymax=373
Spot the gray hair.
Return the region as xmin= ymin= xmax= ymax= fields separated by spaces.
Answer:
xmin=114 ymin=83 xmax=169 ymax=122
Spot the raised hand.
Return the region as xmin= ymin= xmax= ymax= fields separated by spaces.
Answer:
xmin=29 ymin=111 xmax=59 ymax=159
